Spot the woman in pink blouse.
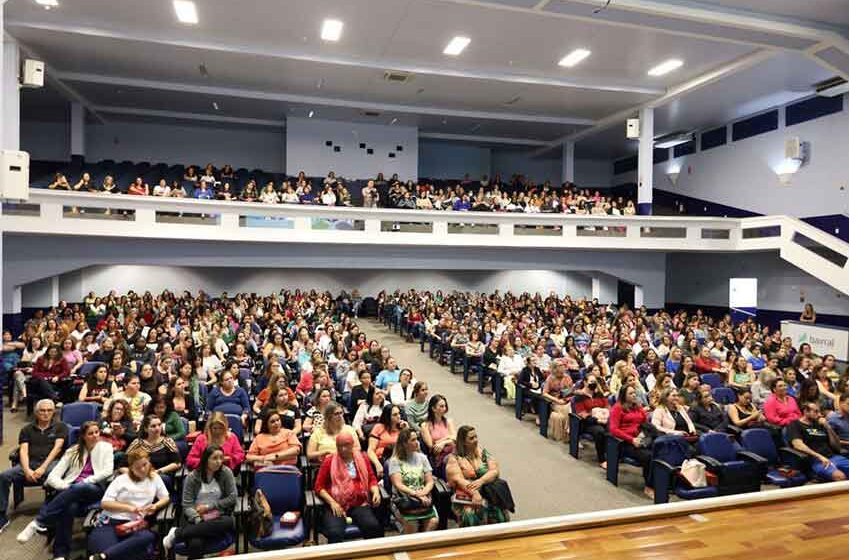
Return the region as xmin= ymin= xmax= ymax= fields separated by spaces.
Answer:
xmin=763 ymin=379 xmax=801 ymax=427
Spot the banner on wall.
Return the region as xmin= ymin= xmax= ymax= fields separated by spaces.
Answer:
xmin=729 ymin=278 xmax=757 ymax=324
xmin=780 ymin=321 xmax=849 ymax=361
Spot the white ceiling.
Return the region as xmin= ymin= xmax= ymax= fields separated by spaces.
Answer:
xmin=6 ymin=0 xmax=849 ymax=154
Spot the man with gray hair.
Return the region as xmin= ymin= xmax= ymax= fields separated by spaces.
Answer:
xmin=0 ymin=399 xmax=68 ymax=533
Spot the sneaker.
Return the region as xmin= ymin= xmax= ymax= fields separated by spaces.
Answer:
xmin=16 ymin=519 xmax=45 ymax=543
xmin=162 ymin=527 xmax=178 ymax=553
xmin=0 ymin=517 xmax=10 ymax=534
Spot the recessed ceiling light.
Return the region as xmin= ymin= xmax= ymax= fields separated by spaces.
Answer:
xmin=308 ymin=110 xmax=315 ymax=118
xmin=173 ymin=1 xmax=198 ymax=24
xmin=558 ymin=49 xmax=591 ymax=68
xmin=390 ymin=118 xmax=398 ymax=125
xmin=321 ymin=19 xmax=344 ymax=41
xmin=443 ymin=36 xmax=471 ymax=56
xmin=35 ymin=0 xmax=59 ymax=8
xmin=648 ymin=59 xmax=683 ymax=77
xmin=212 ymin=102 xmax=220 ymax=111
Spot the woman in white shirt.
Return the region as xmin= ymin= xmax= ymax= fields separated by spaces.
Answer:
xmin=498 ymin=345 xmax=525 ymax=400
xmin=16 ymin=422 xmax=115 ymax=558
xmin=87 ymin=447 xmax=170 ymax=560
xmin=389 ymin=368 xmax=416 ymax=406
xmin=259 ymin=182 xmax=279 ymax=204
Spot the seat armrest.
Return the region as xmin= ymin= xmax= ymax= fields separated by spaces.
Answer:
xmin=737 ymin=450 xmax=767 ymax=466
xmin=83 ymin=508 xmax=102 ymax=529
xmin=725 ymin=425 xmax=742 ymax=437
xmin=695 ymin=455 xmax=723 ymax=470
xmin=433 ymin=478 xmax=451 ymax=497
xmin=778 ymin=446 xmax=809 ymax=469
xmin=651 ymin=459 xmax=679 ymax=504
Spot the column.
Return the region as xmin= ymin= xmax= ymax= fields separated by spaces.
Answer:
xmin=634 ymin=285 xmax=645 ymax=309
xmin=70 ymin=101 xmax=86 ymax=162
xmin=2 ymin=11 xmax=22 ymax=152
xmin=637 ymin=107 xmax=654 ymax=215
xmin=591 ymin=276 xmax=600 ymax=301
xmin=561 ymin=141 xmax=575 ymax=185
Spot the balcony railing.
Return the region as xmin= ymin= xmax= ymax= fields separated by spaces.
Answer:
xmin=2 ymin=191 xmax=848 ymax=295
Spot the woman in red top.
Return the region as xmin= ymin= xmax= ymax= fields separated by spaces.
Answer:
xmin=609 ymin=385 xmax=654 ymax=498
xmin=314 ymin=432 xmax=383 ymax=543
xmin=31 ymin=343 xmax=71 ymax=402
xmin=572 ymin=374 xmax=609 ymax=467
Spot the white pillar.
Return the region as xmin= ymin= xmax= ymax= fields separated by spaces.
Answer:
xmin=70 ymin=101 xmax=86 ymax=158
xmin=591 ymin=276 xmax=600 ymax=301
xmin=634 ymin=285 xmax=645 ymax=309
xmin=561 ymin=141 xmax=575 ymax=185
xmin=637 ymin=107 xmax=654 ymax=215
xmin=2 ymin=13 xmax=22 ymax=152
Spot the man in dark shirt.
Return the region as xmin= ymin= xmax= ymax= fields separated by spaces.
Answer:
xmin=127 ymin=336 xmax=155 ymax=366
xmin=0 ymin=399 xmax=68 ymax=531
xmin=788 ymin=402 xmax=849 ymax=481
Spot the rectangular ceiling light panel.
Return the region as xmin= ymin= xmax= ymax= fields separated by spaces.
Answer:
xmin=558 ymin=49 xmax=591 ymax=67
xmin=321 ymin=19 xmax=344 ymax=41
xmin=173 ymin=1 xmax=198 ymax=24
xmin=648 ymin=59 xmax=683 ymax=76
xmin=444 ymin=36 xmax=471 ymax=56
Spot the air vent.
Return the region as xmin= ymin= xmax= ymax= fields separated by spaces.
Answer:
xmin=814 ymin=76 xmax=849 ymax=98
xmin=361 ymin=110 xmax=381 ymax=117
xmin=383 ymin=71 xmax=413 ymax=83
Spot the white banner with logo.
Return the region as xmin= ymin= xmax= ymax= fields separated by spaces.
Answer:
xmin=780 ymin=320 xmax=849 ymax=361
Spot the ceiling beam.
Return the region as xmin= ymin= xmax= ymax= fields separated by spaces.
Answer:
xmin=531 ymin=48 xmax=776 ymax=155
xmin=54 ymin=71 xmax=598 ymax=126
xmin=442 ymin=0 xmax=843 ymax=46
xmin=92 ymin=106 xmax=286 ymax=128
xmin=419 ymin=132 xmax=548 ymax=146
xmin=5 ymin=21 xmax=663 ymax=96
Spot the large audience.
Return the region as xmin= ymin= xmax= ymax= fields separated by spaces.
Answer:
xmin=1 ymin=287 xmax=844 ymax=559
xmin=44 ymin=163 xmax=636 ymax=215
xmin=380 ymin=289 xmax=849 ymax=496
xmin=0 ymin=289 xmax=512 ymax=560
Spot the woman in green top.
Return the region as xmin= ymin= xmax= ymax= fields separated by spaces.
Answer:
xmin=388 ymin=428 xmax=438 ymax=533
xmin=404 ymin=381 xmax=430 ymax=432
xmin=147 ymin=394 xmax=187 ymax=440
xmin=445 ymin=425 xmax=509 ymax=527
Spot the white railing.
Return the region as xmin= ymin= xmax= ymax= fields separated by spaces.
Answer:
xmin=2 ymin=191 xmax=848 ymax=294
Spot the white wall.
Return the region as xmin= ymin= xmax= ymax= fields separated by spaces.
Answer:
xmin=666 ymin=252 xmax=849 ymax=315
xmin=21 ymin=276 xmax=57 ymax=308
xmin=418 ymin=140 xmax=491 ymax=179
xmin=3 ymin=234 xmax=666 ymax=307
xmin=85 ymin=120 xmax=285 ymax=171
xmin=77 ymin=266 xmax=598 ymax=301
xmin=613 ymin=95 xmax=849 ymax=217
xmin=286 ymin=117 xmax=418 ymax=181
xmin=21 ymin=120 xmax=70 ymax=161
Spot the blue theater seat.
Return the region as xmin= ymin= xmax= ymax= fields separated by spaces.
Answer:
xmin=740 ymin=428 xmax=808 ymax=488
xmin=249 ymin=465 xmax=310 ymax=550
xmin=652 ymin=436 xmax=719 ymax=503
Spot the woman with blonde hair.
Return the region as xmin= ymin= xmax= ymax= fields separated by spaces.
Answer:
xmin=185 ymin=411 xmax=245 ymax=471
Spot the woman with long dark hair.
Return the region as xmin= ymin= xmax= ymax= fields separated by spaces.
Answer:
xmin=162 ymin=446 xmax=237 ymax=559
xmin=16 ymin=421 xmax=114 ymax=557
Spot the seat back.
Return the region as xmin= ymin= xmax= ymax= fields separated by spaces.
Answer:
xmin=698 ymin=432 xmax=739 ymax=463
xmin=254 ymin=465 xmax=303 ymax=514
xmin=741 ymin=428 xmax=778 ymax=464
xmin=712 ymin=387 xmax=736 ymax=405
xmin=701 ymin=374 xmax=722 ymax=389
xmin=61 ymin=402 xmax=100 ymax=428
xmin=78 ymin=361 xmax=106 ymax=379
xmin=652 ymin=435 xmax=690 ymax=467
xmin=224 ymin=414 xmax=244 ymax=441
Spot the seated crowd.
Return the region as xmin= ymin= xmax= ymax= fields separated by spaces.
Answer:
xmin=44 ymin=164 xmax=636 ymax=215
xmin=381 ymin=289 xmax=849 ymax=498
xmin=0 ymin=289 xmax=514 ymax=560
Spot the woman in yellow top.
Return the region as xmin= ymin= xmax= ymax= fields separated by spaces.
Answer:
xmin=307 ymin=402 xmax=359 ymax=464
